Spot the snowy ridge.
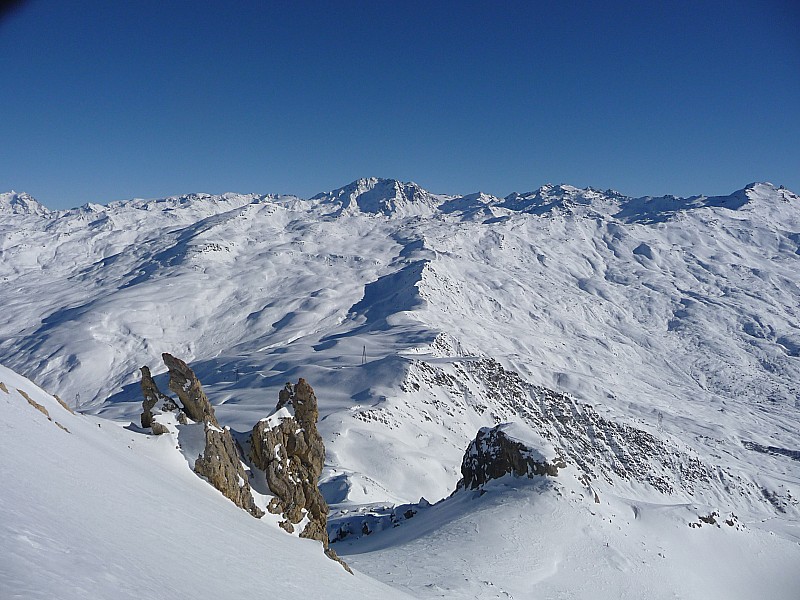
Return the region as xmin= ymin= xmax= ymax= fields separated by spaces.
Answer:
xmin=311 ymin=177 xmax=449 ymax=217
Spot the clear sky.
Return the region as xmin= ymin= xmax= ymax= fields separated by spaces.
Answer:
xmin=1 ymin=0 xmax=798 ymax=209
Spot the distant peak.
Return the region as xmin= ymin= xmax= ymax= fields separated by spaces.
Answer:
xmin=740 ymin=181 xmax=799 ymax=205
xmin=311 ymin=177 xmax=441 ymax=217
xmin=502 ymin=184 xmax=621 ymax=215
xmin=0 ymin=191 xmax=51 ymax=216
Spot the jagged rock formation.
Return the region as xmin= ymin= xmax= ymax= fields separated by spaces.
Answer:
xmin=195 ymin=422 xmax=264 ymax=518
xmin=139 ymin=365 xmax=178 ymax=432
xmin=139 ymin=355 xmax=263 ymax=518
xmin=250 ymin=379 xmax=350 ymax=571
xmin=138 ymin=360 xmax=348 ymax=566
xmin=162 ymin=353 xmax=218 ymax=426
xmin=458 ymin=423 xmax=567 ymax=491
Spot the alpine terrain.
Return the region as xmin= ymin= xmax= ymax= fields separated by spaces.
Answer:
xmin=1 ymin=178 xmax=799 ymax=599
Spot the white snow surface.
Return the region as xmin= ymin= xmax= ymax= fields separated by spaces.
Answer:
xmin=342 ymin=475 xmax=800 ymax=600
xmin=0 ymin=364 xmax=412 ymax=599
xmin=2 ymin=178 xmax=800 ymax=598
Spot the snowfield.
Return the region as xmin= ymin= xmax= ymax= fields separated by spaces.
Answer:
xmin=0 ymin=364 xmax=412 ymax=599
xmin=1 ymin=178 xmax=799 ymax=598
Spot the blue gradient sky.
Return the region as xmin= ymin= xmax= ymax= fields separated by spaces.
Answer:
xmin=1 ymin=0 xmax=798 ymax=209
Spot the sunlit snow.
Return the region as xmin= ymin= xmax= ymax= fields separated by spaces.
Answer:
xmin=1 ymin=179 xmax=798 ymax=598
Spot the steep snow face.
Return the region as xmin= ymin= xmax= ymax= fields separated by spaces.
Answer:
xmin=0 ymin=364 xmax=412 ymax=599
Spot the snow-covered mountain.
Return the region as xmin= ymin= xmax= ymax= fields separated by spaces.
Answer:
xmin=311 ymin=177 xmax=448 ymax=217
xmin=0 ymin=190 xmax=51 ymax=217
xmin=2 ymin=179 xmax=799 ymax=598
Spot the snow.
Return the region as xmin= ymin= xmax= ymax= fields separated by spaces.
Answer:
xmin=0 ymin=190 xmax=51 ymax=217
xmin=1 ymin=179 xmax=799 ymax=598
xmin=341 ymin=477 xmax=800 ymax=599
xmin=0 ymin=364 xmax=412 ymax=599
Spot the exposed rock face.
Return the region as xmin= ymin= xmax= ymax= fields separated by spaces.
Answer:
xmin=139 ymin=365 xmax=177 ymax=429
xmin=137 ymin=360 xmax=346 ymax=562
xmin=251 ymin=379 xmax=349 ymax=571
xmin=251 ymin=381 xmax=326 ymax=532
xmin=195 ymin=422 xmax=264 ymax=518
xmin=139 ymin=355 xmax=263 ymax=518
xmin=162 ymin=353 xmax=218 ymax=426
xmin=458 ymin=424 xmax=566 ymax=491
xmin=277 ymin=379 xmax=319 ymax=429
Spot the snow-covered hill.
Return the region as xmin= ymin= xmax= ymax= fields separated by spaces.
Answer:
xmin=2 ymin=178 xmax=799 ymax=597
xmin=0 ymin=364 xmax=412 ymax=599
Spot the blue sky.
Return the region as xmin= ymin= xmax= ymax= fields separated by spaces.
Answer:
xmin=1 ymin=0 xmax=798 ymax=209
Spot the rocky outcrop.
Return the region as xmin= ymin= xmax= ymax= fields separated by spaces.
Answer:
xmin=195 ymin=422 xmax=264 ymax=518
xmin=137 ymin=360 xmax=347 ymax=563
xmin=250 ymin=379 xmax=349 ymax=571
xmin=458 ymin=423 xmax=566 ymax=491
xmin=162 ymin=353 xmax=218 ymax=426
xmin=139 ymin=355 xmax=263 ymax=518
xmin=139 ymin=365 xmax=178 ymax=430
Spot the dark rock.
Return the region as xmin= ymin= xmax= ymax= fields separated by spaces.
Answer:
xmin=251 ymin=379 xmax=350 ymax=571
xmin=195 ymin=423 xmax=264 ymax=518
xmin=699 ymin=511 xmax=719 ymax=525
xmin=151 ymin=421 xmax=170 ymax=436
xmin=458 ymin=424 xmax=566 ymax=491
xmin=162 ymin=353 xmax=219 ymax=426
xmin=140 ymin=365 xmax=177 ymax=430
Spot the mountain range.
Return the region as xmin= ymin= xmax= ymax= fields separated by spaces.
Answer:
xmin=2 ymin=178 xmax=799 ymax=599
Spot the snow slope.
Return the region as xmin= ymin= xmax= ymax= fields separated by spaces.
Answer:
xmin=0 ymin=364 xmax=413 ymax=599
xmin=341 ymin=472 xmax=800 ymax=600
xmin=1 ymin=178 xmax=799 ymax=597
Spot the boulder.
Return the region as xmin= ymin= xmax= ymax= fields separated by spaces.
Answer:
xmin=458 ymin=424 xmax=566 ymax=491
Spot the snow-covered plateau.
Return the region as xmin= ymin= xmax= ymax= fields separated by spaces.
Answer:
xmin=1 ymin=178 xmax=799 ymax=598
